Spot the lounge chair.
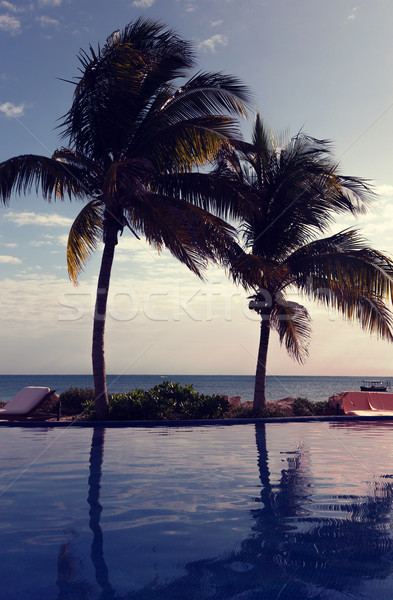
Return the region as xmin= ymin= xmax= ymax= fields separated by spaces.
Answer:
xmin=0 ymin=386 xmax=60 ymax=421
xmin=332 ymin=391 xmax=393 ymax=416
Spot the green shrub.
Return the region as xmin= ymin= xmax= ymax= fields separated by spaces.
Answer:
xmin=292 ymin=397 xmax=328 ymax=416
xmin=292 ymin=397 xmax=313 ymax=416
xmin=106 ymin=381 xmax=231 ymax=421
xmin=229 ymin=404 xmax=286 ymax=419
xmin=59 ymin=387 xmax=95 ymax=416
xmin=308 ymin=400 xmax=329 ymax=415
xmin=108 ymin=388 xmax=175 ymax=420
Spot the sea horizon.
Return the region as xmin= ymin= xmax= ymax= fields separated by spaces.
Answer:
xmin=0 ymin=374 xmax=391 ymax=404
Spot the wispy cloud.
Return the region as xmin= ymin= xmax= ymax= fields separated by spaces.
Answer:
xmin=347 ymin=6 xmax=359 ymax=20
xmin=30 ymin=240 xmax=52 ymax=247
xmin=198 ymin=33 xmax=228 ymax=53
xmin=0 ymin=1 xmax=24 ymax=12
xmin=0 ymin=13 xmax=21 ymax=34
xmin=38 ymin=0 xmax=62 ymax=6
xmin=0 ymin=102 xmax=25 ymax=117
xmin=211 ymin=19 xmax=223 ymax=27
xmin=36 ymin=15 xmax=59 ymax=27
xmin=132 ymin=0 xmax=155 ymax=7
xmin=4 ymin=211 xmax=73 ymax=227
xmin=186 ymin=3 xmax=197 ymax=11
xmin=0 ymin=255 xmax=21 ymax=264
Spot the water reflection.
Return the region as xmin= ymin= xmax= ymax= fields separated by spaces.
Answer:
xmin=56 ymin=428 xmax=118 ymax=600
xmin=57 ymin=424 xmax=393 ymax=599
xmin=128 ymin=424 xmax=393 ymax=599
xmin=330 ymin=419 xmax=393 ymax=435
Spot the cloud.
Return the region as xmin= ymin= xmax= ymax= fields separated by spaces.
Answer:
xmin=38 ymin=0 xmax=62 ymax=6
xmin=0 ymin=1 xmax=24 ymax=12
xmin=197 ymin=34 xmax=228 ymax=53
xmin=375 ymin=184 xmax=393 ymax=197
xmin=0 ymin=101 xmax=24 ymax=117
xmin=211 ymin=19 xmax=223 ymax=27
xmin=0 ymin=13 xmax=21 ymax=34
xmin=0 ymin=255 xmax=21 ymax=264
xmin=347 ymin=6 xmax=359 ymax=20
xmin=132 ymin=0 xmax=155 ymax=7
xmin=30 ymin=240 xmax=52 ymax=247
xmin=57 ymin=233 xmax=70 ymax=245
xmin=4 ymin=211 xmax=73 ymax=227
xmin=36 ymin=15 xmax=59 ymax=27
xmin=186 ymin=3 xmax=197 ymax=11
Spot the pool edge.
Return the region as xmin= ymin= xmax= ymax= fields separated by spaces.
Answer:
xmin=1 ymin=415 xmax=393 ymax=427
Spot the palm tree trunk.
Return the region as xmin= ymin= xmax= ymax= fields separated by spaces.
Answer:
xmin=92 ymin=222 xmax=118 ymax=420
xmin=253 ymin=316 xmax=271 ymax=412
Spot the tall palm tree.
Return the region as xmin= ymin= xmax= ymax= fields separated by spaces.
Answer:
xmin=222 ymin=114 xmax=393 ymax=410
xmin=0 ymin=19 xmax=252 ymax=419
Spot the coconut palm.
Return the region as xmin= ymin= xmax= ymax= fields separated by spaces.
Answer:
xmin=222 ymin=114 xmax=393 ymax=410
xmin=0 ymin=19 xmax=252 ymax=418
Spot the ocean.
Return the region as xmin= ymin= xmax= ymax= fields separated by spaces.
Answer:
xmin=0 ymin=374 xmax=390 ymax=404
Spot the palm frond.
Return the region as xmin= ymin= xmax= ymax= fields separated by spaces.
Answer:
xmin=59 ymin=18 xmax=198 ymax=160
xmin=102 ymin=157 xmax=153 ymax=202
xmin=107 ymin=18 xmax=195 ymax=71
xmin=134 ymin=116 xmax=239 ymax=171
xmin=67 ymin=200 xmax=104 ymax=283
xmin=122 ymin=191 xmax=238 ymax=278
xmin=151 ymin=171 xmax=258 ymax=221
xmin=154 ymin=71 xmax=251 ymax=120
xmin=270 ymin=297 xmax=311 ymax=363
xmin=225 ymin=119 xmax=377 ymax=260
xmin=59 ymin=43 xmax=146 ymax=159
xmin=228 ymin=251 xmax=288 ymax=291
xmin=315 ymin=285 xmax=393 ymax=342
xmin=252 ymin=112 xmax=274 ymax=170
xmin=0 ymin=154 xmax=87 ymax=204
xmin=286 ymin=229 xmax=393 ymax=300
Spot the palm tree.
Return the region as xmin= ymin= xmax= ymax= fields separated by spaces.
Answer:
xmin=0 ymin=19 xmax=252 ymax=419
xmin=222 ymin=114 xmax=393 ymax=411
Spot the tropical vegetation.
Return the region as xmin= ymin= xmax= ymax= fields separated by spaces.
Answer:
xmin=221 ymin=114 xmax=393 ymax=410
xmin=59 ymin=381 xmax=230 ymax=420
xmin=58 ymin=383 xmax=329 ymax=420
xmin=0 ymin=19 xmax=252 ymax=419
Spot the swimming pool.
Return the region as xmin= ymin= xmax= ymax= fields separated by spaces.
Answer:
xmin=1 ymin=421 xmax=393 ymax=599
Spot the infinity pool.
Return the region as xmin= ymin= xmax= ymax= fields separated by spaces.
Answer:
xmin=1 ymin=421 xmax=393 ymax=599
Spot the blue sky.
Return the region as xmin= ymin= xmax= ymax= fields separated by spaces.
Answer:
xmin=1 ymin=0 xmax=393 ymax=377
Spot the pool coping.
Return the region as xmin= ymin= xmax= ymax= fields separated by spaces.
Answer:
xmin=1 ymin=414 xmax=393 ymax=427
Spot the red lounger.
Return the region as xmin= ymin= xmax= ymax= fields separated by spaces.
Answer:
xmin=337 ymin=391 xmax=393 ymax=416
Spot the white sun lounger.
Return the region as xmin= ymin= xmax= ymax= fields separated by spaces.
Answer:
xmin=0 ymin=386 xmax=59 ymax=421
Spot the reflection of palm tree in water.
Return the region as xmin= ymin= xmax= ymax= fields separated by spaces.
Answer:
xmin=56 ymin=424 xmax=393 ymax=599
xmin=57 ymin=427 xmax=118 ymax=600
xmin=130 ymin=424 xmax=393 ymax=599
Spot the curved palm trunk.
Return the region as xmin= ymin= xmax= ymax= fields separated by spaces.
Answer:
xmin=92 ymin=221 xmax=118 ymax=420
xmin=253 ymin=316 xmax=271 ymax=412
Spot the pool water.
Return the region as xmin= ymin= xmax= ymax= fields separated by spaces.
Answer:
xmin=1 ymin=421 xmax=393 ymax=599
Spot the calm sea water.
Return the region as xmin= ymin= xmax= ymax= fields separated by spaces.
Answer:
xmin=0 ymin=373 xmax=390 ymax=403
xmin=1 ymin=422 xmax=393 ymax=599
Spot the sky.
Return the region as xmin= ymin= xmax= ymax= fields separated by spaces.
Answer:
xmin=1 ymin=0 xmax=393 ymax=378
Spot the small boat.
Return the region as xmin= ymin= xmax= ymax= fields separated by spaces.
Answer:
xmin=360 ymin=380 xmax=390 ymax=392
